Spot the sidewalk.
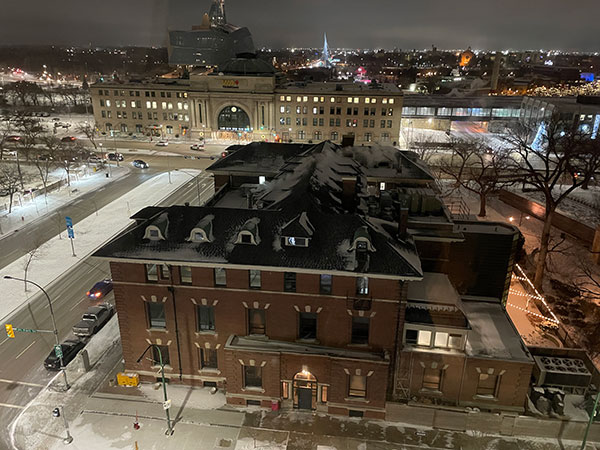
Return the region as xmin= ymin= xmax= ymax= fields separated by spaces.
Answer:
xmin=0 ymin=169 xmax=206 ymax=322
xmin=11 ymin=319 xmax=596 ymax=450
xmin=0 ymin=164 xmax=129 ymax=237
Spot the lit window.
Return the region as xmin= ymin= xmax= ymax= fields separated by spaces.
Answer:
xmin=130 ymin=100 xmax=136 ymax=108
xmin=248 ymin=309 xmax=266 ymax=335
xmin=106 ymin=100 xmax=111 ymax=107
xmin=389 ymin=98 xmax=395 ymax=104
xmin=249 ymin=269 xmax=261 ymax=289
xmin=296 ymin=96 xmax=302 ymax=102
xmin=146 ymin=101 xmax=151 ymax=108
xmin=349 ymin=375 xmax=367 ymax=397
xmin=353 ymin=97 xmax=359 ymax=104
xmin=258 ymin=176 xmax=266 ymax=184
xmin=356 ymin=277 xmax=369 ymax=295
xmin=280 ymin=95 xmax=285 ymax=101
xmin=280 ymin=106 xmax=285 ymax=113
xmin=320 ymin=385 xmax=328 ymax=403
xmin=417 ymin=330 xmax=432 ymax=346
xmin=330 ymin=97 xmax=335 ymax=103
xmin=434 ymin=332 xmax=449 ymax=348
xmin=313 ymin=96 xmax=319 ymax=102
xmin=303 ymin=96 xmax=308 ymax=102
xmin=180 ymin=266 xmax=192 ymax=284
xmin=422 ymin=368 xmax=442 ymax=391
xmin=286 ymin=96 xmax=291 ymax=102
xmin=347 ymin=97 xmax=352 ymax=103
xmin=365 ymin=98 xmax=370 ymax=104
xmin=383 ymin=98 xmax=388 ymax=104
xmin=380 ymin=182 xmax=386 ymax=191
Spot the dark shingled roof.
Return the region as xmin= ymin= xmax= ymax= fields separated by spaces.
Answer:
xmin=93 ymin=203 xmax=422 ymax=279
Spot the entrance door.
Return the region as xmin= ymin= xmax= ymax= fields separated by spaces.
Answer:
xmin=297 ymin=387 xmax=312 ymax=410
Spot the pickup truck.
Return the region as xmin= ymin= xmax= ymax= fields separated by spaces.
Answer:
xmin=72 ymin=304 xmax=115 ymax=337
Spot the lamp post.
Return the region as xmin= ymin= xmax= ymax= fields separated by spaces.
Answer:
xmin=4 ymin=275 xmax=70 ymax=391
xmin=136 ymin=344 xmax=173 ymax=435
xmin=175 ymin=170 xmax=202 ymax=206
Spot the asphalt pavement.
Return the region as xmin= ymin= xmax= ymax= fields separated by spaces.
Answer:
xmin=0 ymin=172 xmax=215 ymax=449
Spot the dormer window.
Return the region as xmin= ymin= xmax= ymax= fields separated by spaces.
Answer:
xmin=235 ymin=218 xmax=260 ymax=245
xmin=188 ymin=228 xmax=209 ymax=243
xmin=349 ymin=226 xmax=376 ymax=253
xmin=187 ymin=215 xmax=214 ymax=244
xmin=143 ymin=225 xmax=165 ymax=241
xmin=285 ymin=236 xmax=309 ymax=247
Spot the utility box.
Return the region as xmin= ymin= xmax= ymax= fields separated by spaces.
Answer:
xmin=117 ymin=372 xmax=140 ymax=387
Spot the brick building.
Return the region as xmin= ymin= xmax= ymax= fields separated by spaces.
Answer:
xmin=94 ymin=141 xmax=533 ymax=418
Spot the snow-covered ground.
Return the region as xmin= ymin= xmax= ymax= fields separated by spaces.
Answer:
xmin=0 ymin=165 xmax=128 ymax=237
xmin=0 ymin=170 xmax=200 ymax=322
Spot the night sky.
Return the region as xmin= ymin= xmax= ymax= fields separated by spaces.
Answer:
xmin=2 ymin=0 xmax=599 ymax=51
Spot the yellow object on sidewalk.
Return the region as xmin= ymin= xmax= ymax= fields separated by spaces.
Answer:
xmin=117 ymin=372 xmax=140 ymax=387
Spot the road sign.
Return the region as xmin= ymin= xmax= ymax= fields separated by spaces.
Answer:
xmin=54 ymin=344 xmax=63 ymax=359
xmin=162 ymin=399 xmax=172 ymax=410
xmin=5 ymin=324 xmax=14 ymax=338
xmin=14 ymin=327 xmax=38 ymax=333
xmin=65 ymin=216 xmax=75 ymax=239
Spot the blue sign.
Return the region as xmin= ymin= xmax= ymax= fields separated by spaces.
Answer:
xmin=65 ymin=216 xmax=75 ymax=239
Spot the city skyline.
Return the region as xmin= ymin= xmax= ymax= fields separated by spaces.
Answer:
xmin=1 ymin=0 xmax=599 ymax=52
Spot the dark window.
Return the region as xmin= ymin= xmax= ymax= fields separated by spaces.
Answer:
xmin=196 ymin=305 xmax=215 ymax=331
xmin=351 ymin=316 xmax=369 ymax=344
xmin=298 ymin=312 xmax=317 ymax=340
xmin=214 ymin=268 xmax=226 ymax=286
xmin=146 ymin=302 xmax=166 ymax=329
xmin=476 ymin=373 xmax=498 ymax=397
xmin=159 ymin=264 xmax=170 ymax=280
xmin=319 ymin=274 xmax=332 ymax=294
xmin=422 ymin=368 xmax=442 ymax=391
xmin=180 ymin=266 xmax=192 ymax=284
xmin=349 ymin=375 xmax=367 ymax=397
xmin=199 ymin=348 xmax=218 ymax=369
xmin=240 ymin=233 xmax=252 ymax=244
xmin=356 ymin=277 xmax=369 ymax=295
xmin=244 ymin=366 xmax=262 ymax=388
xmin=152 ymin=345 xmax=170 ymax=366
xmin=146 ymin=264 xmax=158 ymax=281
xmin=284 ymin=272 xmax=296 ymax=292
xmin=349 ymin=410 xmax=364 ymax=418
xmin=248 ymin=309 xmax=266 ymax=335
xmin=405 ymin=329 xmax=418 ymax=345
xmin=249 ymin=269 xmax=261 ymax=289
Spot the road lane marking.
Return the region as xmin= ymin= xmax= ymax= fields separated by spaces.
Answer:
xmin=0 ymin=338 xmax=8 ymax=347
xmin=0 ymin=378 xmax=45 ymax=388
xmin=0 ymin=403 xmax=25 ymax=410
xmin=15 ymin=341 xmax=36 ymax=359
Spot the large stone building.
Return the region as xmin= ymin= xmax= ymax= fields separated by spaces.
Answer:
xmin=90 ymin=56 xmax=403 ymax=146
xmin=94 ymin=141 xmax=533 ymax=418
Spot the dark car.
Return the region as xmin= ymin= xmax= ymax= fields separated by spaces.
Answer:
xmin=6 ymin=135 xmax=21 ymax=142
xmin=61 ymin=136 xmax=76 ymax=142
xmin=44 ymin=339 xmax=85 ymax=371
xmin=132 ymin=159 xmax=149 ymax=169
xmin=86 ymin=279 xmax=113 ymax=300
xmin=108 ymin=152 xmax=124 ymax=161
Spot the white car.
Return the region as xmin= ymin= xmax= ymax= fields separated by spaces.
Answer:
xmin=156 ymin=140 xmax=169 ymax=147
xmin=190 ymin=143 xmax=204 ymax=151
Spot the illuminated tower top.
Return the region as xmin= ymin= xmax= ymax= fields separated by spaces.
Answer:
xmin=322 ymin=33 xmax=331 ymax=67
xmin=209 ymin=0 xmax=227 ymax=26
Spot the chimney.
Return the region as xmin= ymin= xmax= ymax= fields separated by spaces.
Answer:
xmin=398 ymin=207 xmax=409 ymax=238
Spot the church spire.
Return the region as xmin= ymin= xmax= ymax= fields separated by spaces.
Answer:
xmin=209 ymin=0 xmax=226 ymax=26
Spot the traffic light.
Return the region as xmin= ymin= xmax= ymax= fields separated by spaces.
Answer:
xmin=5 ymin=324 xmax=14 ymax=339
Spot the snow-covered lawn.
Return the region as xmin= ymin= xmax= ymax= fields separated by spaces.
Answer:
xmin=0 ymin=170 xmax=200 ymax=322
xmin=0 ymin=164 xmax=129 ymax=237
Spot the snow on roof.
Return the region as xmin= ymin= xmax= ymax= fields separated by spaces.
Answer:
xmin=462 ymin=300 xmax=532 ymax=362
xmin=407 ymin=272 xmax=462 ymax=307
xmin=226 ymin=335 xmax=387 ymax=362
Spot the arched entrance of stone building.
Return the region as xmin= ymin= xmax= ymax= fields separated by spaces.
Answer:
xmin=293 ymin=370 xmax=317 ymax=410
xmin=217 ymin=105 xmax=251 ymax=131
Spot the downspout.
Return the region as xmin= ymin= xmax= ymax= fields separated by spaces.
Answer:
xmin=457 ymin=340 xmax=468 ymax=406
xmin=167 ymin=266 xmax=183 ymax=382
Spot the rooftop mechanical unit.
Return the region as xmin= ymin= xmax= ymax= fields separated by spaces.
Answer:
xmin=533 ymin=355 xmax=592 ymax=389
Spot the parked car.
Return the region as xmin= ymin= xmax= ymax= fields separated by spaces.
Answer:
xmin=132 ymin=159 xmax=149 ymax=169
xmin=86 ymin=279 xmax=113 ymax=299
xmin=61 ymin=136 xmax=77 ymax=142
xmin=190 ymin=143 xmax=204 ymax=151
xmin=6 ymin=135 xmax=21 ymax=142
xmin=156 ymin=140 xmax=169 ymax=147
xmin=72 ymin=304 xmax=115 ymax=338
xmin=107 ymin=152 xmax=124 ymax=161
xmin=44 ymin=339 xmax=85 ymax=371
xmin=88 ymin=156 xmax=106 ymax=165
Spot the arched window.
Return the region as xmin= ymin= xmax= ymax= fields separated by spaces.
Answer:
xmin=218 ymin=106 xmax=250 ymax=131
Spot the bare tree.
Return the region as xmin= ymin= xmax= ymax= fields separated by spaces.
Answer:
xmin=55 ymin=142 xmax=86 ymax=186
xmin=440 ymin=138 xmax=514 ymax=217
xmin=505 ymin=113 xmax=600 ymax=290
xmin=13 ymin=114 xmax=46 ymax=189
xmin=0 ymin=163 xmax=29 ymax=213
xmin=22 ymin=240 xmax=45 ymax=292
xmin=0 ymin=114 xmax=15 ymax=160
xmin=408 ymin=134 xmax=439 ymax=164
xmin=76 ymin=122 xmax=100 ymax=152
xmin=34 ymin=135 xmax=62 ymax=198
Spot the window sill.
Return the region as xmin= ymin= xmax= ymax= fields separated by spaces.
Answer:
xmin=296 ymin=338 xmax=320 ymax=345
xmin=151 ymin=365 xmax=173 ymax=372
xmin=473 ymin=394 xmax=498 ymax=401
xmin=419 ymin=389 xmax=443 ymax=396
xmin=199 ymin=368 xmax=221 ymax=375
xmin=345 ymin=397 xmax=369 ymax=403
xmin=247 ymin=334 xmax=268 ymax=340
xmin=347 ymin=343 xmax=370 ymax=348
xmin=242 ymin=387 xmax=265 ymax=393
xmin=195 ymin=330 xmax=217 ymax=336
xmin=147 ymin=328 xmax=169 ymax=333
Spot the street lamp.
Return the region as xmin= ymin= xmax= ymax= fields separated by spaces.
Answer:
xmin=52 ymin=406 xmax=73 ymax=445
xmin=3 ymin=276 xmax=70 ymax=391
xmin=136 ymin=344 xmax=173 ymax=435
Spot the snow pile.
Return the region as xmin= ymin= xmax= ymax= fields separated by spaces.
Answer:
xmin=138 ymin=383 xmax=226 ymax=410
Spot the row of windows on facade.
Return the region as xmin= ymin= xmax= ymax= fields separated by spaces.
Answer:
xmin=291 ymin=130 xmax=389 ymax=142
xmin=279 ymin=106 xmax=394 ymax=117
xmin=100 ymin=110 xmax=189 ymax=122
xmin=146 ymin=300 xmax=372 ymax=344
xmin=421 ymin=367 xmax=502 ymax=398
xmin=145 ymin=264 xmax=370 ymax=295
xmin=279 ymin=95 xmax=395 ymax=105
xmin=102 ymin=123 xmax=186 ymax=134
xmin=99 ymin=99 xmax=189 ymax=111
xmin=402 ymin=107 xmax=521 ymax=118
xmin=96 ymin=89 xmax=188 ymax=99
xmin=146 ymin=343 xmax=366 ymax=401
xmin=279 ymin=117 xmax=394 ymax=129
